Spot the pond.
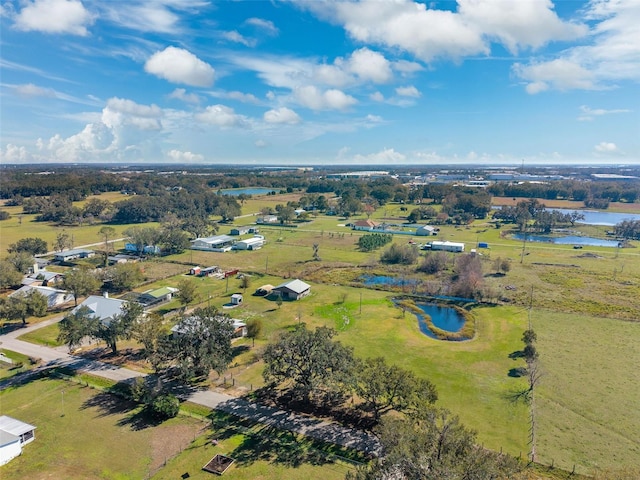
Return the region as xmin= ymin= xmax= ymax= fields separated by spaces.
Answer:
xmin=219 ymin=187 xmax=276 ymax=196
xmin=512 ymin=233 xmax=622 ymax=247
xmin=398 ymin=302 xmax=469 ymax=340
xmin=361 ymin=275 xmax=419 ymax=287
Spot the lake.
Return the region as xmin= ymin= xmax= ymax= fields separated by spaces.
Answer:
xmin=219 ymin=187 xmax=276 ymax=196
xmin=549 ymin=208 xmax=640 ymax=227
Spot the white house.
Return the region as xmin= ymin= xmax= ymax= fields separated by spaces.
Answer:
xmin=191 ymin=235 xmax=236 ymax=252
xmin=352 ymin=219 xmax=379 ymax=231
xmin=53 ymin=249 xmax=95 ymax=262
xmin=9 ymin=285 xmax=74 ymax=309
xmin=0 ymin=416 xmax=36 ymax=466
xmin=256 ymin=215 xmax=278 ymax=224
xmin=272 ymin=279 xmax=311 ymax=301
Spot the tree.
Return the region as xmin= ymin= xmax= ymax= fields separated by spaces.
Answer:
xmin=108 ymin=263 xmax=144 ymax=291
xmin=417 ymin=252 xmax=449 ymax=274
xmin=64 ymin=267 xmax=101 ymax=306
xmin=24 ymin=289 xmax=48 ymax=319
xmin=149 ymin=394 xmax=180 ymax=419
xmin=6 ymin=251 xmax=35 ymax=274
xmin=176 ymin=278 xmax=199 ymax=310
xmin=239 ymin=274 xmax=251 ymax=292
xmin=522 ymin=329 xmax=537 ymax=345
xmin=94 ymin=302 xmax=143 ymax=354
xmin=263 ymin=324 xmax=355 ymax=402
xmin=123 ymin=226 xmax=161 ymax=256
xmin=58 ymin=306 xmax=100 ymax=352
xmin=0 ymin=260 xmax=22 ymax=289
xmin=169 ymin=306 xmax=235 ymax=381
xmin=354 ymin=357 xmax=437 ymax=421
xmin=54 ymin=231 xmax=73 ymax=252
xmin=380 ymin=244 xmax=419 ymax=265
xmin=276 ymin=204 xmax=295 ymax=224
xmin=8 ymin=237 xmax=48 ymax=255
xmin=349 ymin=407 xmax=521 ymax=480
xmin=3 ymin=296 xmax=27 ymax=325
xmin=246 ymin=318 xmax=262 ymax=345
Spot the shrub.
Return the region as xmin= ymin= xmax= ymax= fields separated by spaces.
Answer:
xmin=150 ymin=394 xmax=180 ymax=419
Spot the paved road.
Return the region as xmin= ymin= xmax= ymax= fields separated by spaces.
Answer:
xmin=0 ymin=317 xmax=381 ymax=455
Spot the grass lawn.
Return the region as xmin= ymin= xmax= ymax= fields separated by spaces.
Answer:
xmin=18 ymin=322 xmax=64 ymax=347
xmin=0 ymin=377 xmax=205 ymax=480
xmin=534 ymin=310 xmax=640 ymax=474
xmin=0 ymin=349 xmax=33 ymax=379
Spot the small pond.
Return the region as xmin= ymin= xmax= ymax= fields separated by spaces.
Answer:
xmin=361 ymin=275 xmax=419 ymax=287
xmin=219 ymin=187 xmax=276 ymax=196
xmin=512 ymin=233 xmax=622 ymax=247
xmin=415 ymin=303 xmax=466 ymax=339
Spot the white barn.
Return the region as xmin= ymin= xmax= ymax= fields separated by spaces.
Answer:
xmin=233 ymin=237 xmax=264 ymax=251
xmin=191 ymin=235 xmax=236 ymax=252
xmin=429 ymin=241 xmax=465 ymax=252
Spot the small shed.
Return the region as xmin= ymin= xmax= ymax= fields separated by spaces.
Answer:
xmin=416 ymin=225 xmax=439 ymax=236
xmin=190 ymin=266 xmax=201 ymax=275
xmin=230 ymin=226 xmax=251 ymax=236
xmin=272 ymin=279 xmax=311 ymax=301
xmin=231 ymin=293 xmax=243 ymax=305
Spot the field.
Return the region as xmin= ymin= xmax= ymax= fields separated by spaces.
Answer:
xmin=2 ymin=190 xmax=640 ymax=475
xmin=0 ymin=377 xmax=205 ymax=480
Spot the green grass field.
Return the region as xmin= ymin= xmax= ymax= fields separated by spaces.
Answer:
xmin=0 ymin=377 xmax=205 ymax=480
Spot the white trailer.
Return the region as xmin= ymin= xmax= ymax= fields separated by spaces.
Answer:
xmin=429 ymin=241 xmax=465 ymax=252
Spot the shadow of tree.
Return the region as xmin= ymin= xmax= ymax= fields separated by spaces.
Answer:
xmin=502 ymin=388 xmax=531 ymax=405
xmin=508 ymin=367 xmax=527 ymax=378
xmin=508 ymin=350 xmax=525 ymax=360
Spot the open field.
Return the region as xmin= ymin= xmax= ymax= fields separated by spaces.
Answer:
xmin=0 ymin=377 xmax=205 ymax=480
xmin=3 ymin=190 xmax=640 ymax=474
xmin=534 ymin=310 xmax=640 ymax=473
xmin=491 ymin=197 xmax=640 ymax=214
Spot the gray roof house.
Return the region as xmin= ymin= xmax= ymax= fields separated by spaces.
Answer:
xmin=72 ymin=294 xmax=128 ymax=326
xmin=272 ymin=279 xmax=311 ymax=301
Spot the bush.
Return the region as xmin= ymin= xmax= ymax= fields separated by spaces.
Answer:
xmin=150 ymin=394 xmax=180 ymax=419
xmin=380 ymin=243 xmax=419 ymax=265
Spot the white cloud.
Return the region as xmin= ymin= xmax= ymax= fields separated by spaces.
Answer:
xmin=346 ymin=48 xmax=393 ymax=83
xmin=224 ymin=91 xmax=261 ymax=104
xmin=365 ymin=114 xmax=383 ymax=123
xmin=97 ymin=1 xmax=209 ymax=34
xmin=512 ymin=59 xmax=598 ymax=94
xmin=255 ymin=139 xmax=268 ymax=148
xmin=392 ymin=59 xmax=424 ymax=74
xmin=168 ymin=88 xmax=200 ymax=104
xmin=264 ymin=107 xmax=301 ymax=125
xmin=167 ymin=149 xmax=203 ymax=162
xmin=145 ymin=46 xmax=215 ymax=87
xmin=457 ymin=0 xmax=587 ymax=54
xmin=245 ymin=17 xmax=279 ymax=36
xmin=350 ymin=148 xmax=406 ymax=164
xmin=13 ymin=83 xmax=56 ymax=98
xmin=512 ymin=0 xmax=640 ymax=93
xmin=395 ymin=85 xmax=421 ymax=97
xmin=302 ymin=0 xmax=586 ymax=62
xmin=221 ymin=30 xmax=256 ymax=47
xmin=594 ymin=142 xmax=618 ymax=153
xmin=370 ymin=91 xmax=384 ymax=102
xmin=195 ymin=104 xmax=249 ymax=128
xmin=14 ymin=0 xmax=94 ymax=36
xmin=578 ymin=105 xmax=631 ymax=121
xmin=103 ymin=97 xmax=163 ymax=131
xmin=0 ymin=144 xmax=31 ymax=163
xmin=293 ymin=86 xmax=357 ymax=111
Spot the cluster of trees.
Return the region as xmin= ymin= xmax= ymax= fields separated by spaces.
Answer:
xmin=58 ymin=304 xmax=237 ymax=383
xmin=0 ymin=289 xmax=48 ymax=325
xmin=442 ymin=191 xmax=492 ymax=221
xmin=263 ymin=325 xmax=437 ymax=421
xmin=614 ymin=219 xmax=640 ymax=240
xmin=492 ymin=199 xmax=585 ymax=233
xmin=349 ymin=407 xmax=521 ymax=479
xmin=406 ymin=205 xmax=438 ymax=223
xmin=488 ymin=179 xmax=639 ymax=204
xmin=8 ymin=237 xmax=48 ymax=255
xmin=357 ymin=233 xmax=392 ymax=252
xmin=380 ymin=244 xmax=419 ymax=265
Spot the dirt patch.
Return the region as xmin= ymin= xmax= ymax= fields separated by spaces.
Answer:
xmin=149 ymin=421 xmax=207 ymax=474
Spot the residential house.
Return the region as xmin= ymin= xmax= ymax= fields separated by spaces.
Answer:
xmin=139 ymin=287 xmax=178 ymax=306
xmin=352 ymin=219 xmax=380 ymax=231
xmin=53 ymin=249 xmax=95 ymax=262
xmin=0 ymin=416 xmax=36 ymax=466
xmin=9 ymin=285 xmax=74 ymax=309
xmin=72 ymin=294 xmax=128 ymax=326
xmin=190 ymin=235 xmax=236 ymax=252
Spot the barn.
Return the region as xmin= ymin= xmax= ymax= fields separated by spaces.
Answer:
xmin=0 ymin=416 xmax=36 ymax=466
xmin=272 ymin=279 xmax=311 ymax=301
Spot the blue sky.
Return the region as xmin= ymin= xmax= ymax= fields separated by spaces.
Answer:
xmin=1 ymin=0 xmax=638 ymax=166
